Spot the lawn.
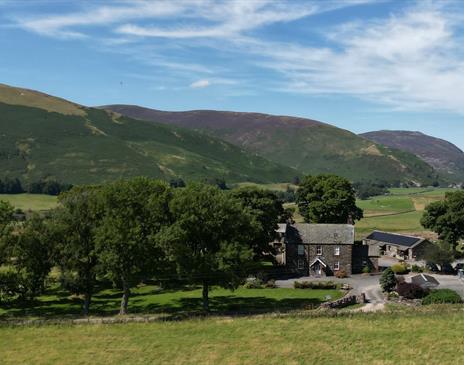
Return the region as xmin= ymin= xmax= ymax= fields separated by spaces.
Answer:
xmin=1 ymin=306 xmax=463 ymax=364
xmin=0 ymin=285 xmax=342 ymax=320
xmin=0 ymin=193 xmax=57 ymax=211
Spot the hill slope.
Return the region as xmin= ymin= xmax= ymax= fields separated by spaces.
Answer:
xmin=103 ymin=105 xmax=439 ymax=185
xmin=0 ymin=84 xmax=296 ymax=185
xmin=361 ymin=130 xmax=464 ymax=180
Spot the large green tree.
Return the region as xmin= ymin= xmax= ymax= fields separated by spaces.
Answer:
xmin=0 ymin=200 xmax=15 ymax=263
xmin=230 ymin=187 xmax=284 ymax=260
xmin=421 ymin=191 xmax=464 ymax=247
xmin=296 ymin=174 xmax=363 ymax=224
xmin=157 ymin=183 xmax=258 ymax=311
xmin=52 ymin=186 xmax=103 ymax=315
xmin=96 ymin=178 xmax=171 ymax=315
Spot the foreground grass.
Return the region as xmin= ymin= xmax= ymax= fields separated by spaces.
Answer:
xmin=0 ymin=193 xmax=57 ymax=211
xmin=1 ymin=306 xmax=464 ymax=364
xmin=0 ymin=286 xmax=341 ymax=319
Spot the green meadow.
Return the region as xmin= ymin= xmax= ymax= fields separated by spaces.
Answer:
xmin=0 ymin=194 xmax=57 ymax=211
xmin=1 ymin=306 xmax=463 ymax=364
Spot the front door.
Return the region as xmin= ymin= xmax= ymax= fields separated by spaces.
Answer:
xmin=314 ymin=262 xmax=321 ymax=276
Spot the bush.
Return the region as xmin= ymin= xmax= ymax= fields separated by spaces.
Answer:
xmin=243 ymin=278 xmax=263 ymax=289
xmin=380 ymin=268 xmax=396 ymax=292
xmin=0 ymin=266 xmax=22 ymax=303
xmin=263 ymin=279 xmax=277 ymax=289
xmin=294 ymin=281 xmax=336 ymax=289
xmin=362 ymin=266 xmax=371 ymax=274
xmin=396 ymin=282 xmax=428 ymax=299
xmin=422 ymin=289 xmax=462 ymax=305
xmin=391 ymin=263 xmax=408 ymax=274
xmin=411 ymin=264 xmax=424 ymax=273
xmin=335 ymin=269 xmax=348 ymax=278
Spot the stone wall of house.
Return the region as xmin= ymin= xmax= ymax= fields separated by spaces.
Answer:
xmin=308 ymin=244 xmax=352 ymax=276
xmin=285 ymin=243 xmax=309 ymax=275
xmin=352 ymin=245 xmax=379 ymax=273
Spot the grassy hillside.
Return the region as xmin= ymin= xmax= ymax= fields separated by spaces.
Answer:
xmin=104 ymin=105 xmax=440 ymax=185
xmin=2 ymin=307 xmax=463 ymax=364
xmin=0 ymin=194 xmax=57 ymax=211
xmin=362 ymin=130 xmax=464 ymax=180
xmin=0 ymin=86 xmax=297 ymax=185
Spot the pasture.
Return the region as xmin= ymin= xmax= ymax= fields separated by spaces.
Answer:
xmin=0 ymin=193 xmax=57 ymax=211
xmin=1 ymin=306 xmax=463 ymax=364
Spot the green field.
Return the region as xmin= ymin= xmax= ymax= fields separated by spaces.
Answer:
xmin=0 ymin=194 xmax=57 ymax=211
xmin=1 ymin=306 xmax=463 ymax=364
xmin=0 ymin=286 xmax=342 ymax=320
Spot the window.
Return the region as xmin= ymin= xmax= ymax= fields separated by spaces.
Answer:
xmin=334 ymin=261 xmax=340 ymax=271
xmin=334 ymin=246 xmax=340 ymax=256
xmin=316 ymin=246 xmax=322 ymax=255
xmin=297 ymin=259 xmax=304 ymax=269
xmin=298 ymin=245 xmax=304 ymax=256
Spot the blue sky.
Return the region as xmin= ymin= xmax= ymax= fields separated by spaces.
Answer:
xmin=1 ymin=0 xmax=464 ymax=149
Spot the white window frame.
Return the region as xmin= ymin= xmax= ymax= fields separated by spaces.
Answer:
xmin=316 ymin=245 xmax=322 ymax=256
xmin=334 ymin=261 xmax=340 ymax=271
xmin=298 ymin=245 xmax=304 ymax=256
xmin=297 ymin=259 xmax=304 ymax=270
xmin=334 ymin=246 xmax=340 ymax=256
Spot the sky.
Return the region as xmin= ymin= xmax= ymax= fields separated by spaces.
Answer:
xmin=1 ymin=0 xmax=464 ymax=149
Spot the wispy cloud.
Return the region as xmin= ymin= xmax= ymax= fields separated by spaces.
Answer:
xmin=190 ymin=79 xmax=210 ymax=88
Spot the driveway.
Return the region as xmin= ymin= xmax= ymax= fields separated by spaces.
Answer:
xmin=276 ymin=274 xmax=385 ymax=310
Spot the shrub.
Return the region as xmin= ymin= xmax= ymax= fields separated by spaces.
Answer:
xmin=294 ymin=281 xmax=336 ymax=289
xmin=391 ymin=263 xmax=408 ymax=274
xmin=422 ymin=289 xmax=462 ymax=305
xmin=263 ymin=279 xmax=277 ymax=289
xmin=380 ymin=268 xmax=396 ymax=292
xmin=362 ymin=266 xmax=371 ymax=274
xmin=396 ymin=282 xmax=428 ymax=299
xmin=244 ymin=278 xmax=263 ymax=289
xmin=411 ymin=264 xmax=424 ymax=273
xmin=335 ymin=269 xmax=348 ymax=278
xmin=0 ymin=266 xmax=22 ymax=303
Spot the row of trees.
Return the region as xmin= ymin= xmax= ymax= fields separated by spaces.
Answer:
xmin=0 ymin=178 xmax=286 ymax=314
xmin=0 ymin=177 xmax=72 ymax=195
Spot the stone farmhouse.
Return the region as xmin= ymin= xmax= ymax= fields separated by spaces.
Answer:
xmin=273 ymin=223 xmax=375 ymax=277
xmin=362 ymin=231 xmax=431 ymax=261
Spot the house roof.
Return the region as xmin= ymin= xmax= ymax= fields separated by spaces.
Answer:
xmin=411 ymin=274 xmax=439 ymax=287
xmin=365 ymin=231 xmax=425 ymax=248
xmin=283 ymin=223 xmax=354 ymax=244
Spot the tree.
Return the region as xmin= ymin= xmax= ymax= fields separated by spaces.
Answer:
xmin=52 ymin=186 xmax=103 ymax=315
xmin=421 ymin=191 xmax=464 ymax=247
xmin=0 ymin=200 xmax=15 ymax=263
xmin=96 ymin=178 xmax=171 ymax=315
xmin=296 ymin=174 xmax=363 ymax=223
xmin=380 ymin=268 xmax=396 ymax=292
xmin=157 ymin=183 xmax=257 ymax=311
xmin=423 ymin=241 xmax=455 ymax=270
xmin=230 ymin=187 xmax=284 ymax=260
xmin=11 ymin=214 xmax=55 ymax=300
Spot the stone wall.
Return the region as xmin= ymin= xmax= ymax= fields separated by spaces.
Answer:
xmin=308 ymin=244 xmax=352 ymax=276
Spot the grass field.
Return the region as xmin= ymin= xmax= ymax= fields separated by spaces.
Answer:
xmin=0 ymin=193 xmax=57 ymax=211
xmin=1 ymin=306 xmax=463 ymax=364
xmin=0 ymin=285 xmax=342 ymax=320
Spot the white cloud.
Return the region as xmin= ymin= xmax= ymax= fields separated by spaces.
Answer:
xmin=190 ymin=79 xmax=210 ymax=89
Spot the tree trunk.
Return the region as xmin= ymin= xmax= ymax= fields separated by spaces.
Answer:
xmin=83 ymin=291 xmax=91 ymax=316
xmin=202 ymin=280 xmax=209 ymax=312
xmin=119 ymin=279 xmax=130 ymax=315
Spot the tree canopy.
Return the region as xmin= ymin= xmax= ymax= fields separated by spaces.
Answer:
xmin=157 ymin=183 xmax=258 ymax=311
xmin=421 ymin=190 xmax=464 ymax=246
xmin=296 ymin=174 xmax=363 ymax=224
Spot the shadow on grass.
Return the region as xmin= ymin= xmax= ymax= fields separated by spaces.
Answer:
xmin=0 ymin=286 xmax=327 ymax=321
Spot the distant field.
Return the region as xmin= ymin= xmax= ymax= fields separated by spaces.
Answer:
xmin=234 ymin=182 xmax=297 ymax=191
xmin=1 ymin=306 xmax=463 ymax=364
xmin=0 ymin=194 xmax=57 ymax=211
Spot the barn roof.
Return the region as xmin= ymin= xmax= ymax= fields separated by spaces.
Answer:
xmin=284 ymin=223 xmax=354 ymax=244
xmin=366 ymin=231 xmax=424 ymax=248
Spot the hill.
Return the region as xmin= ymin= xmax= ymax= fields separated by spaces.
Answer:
xmin=102 ymin=105 xmax=439 ymax=185
xmin=0 ymin=84 xmax=296 ymax=185
xmin=361 ymin=130 xmax=464 ymax=180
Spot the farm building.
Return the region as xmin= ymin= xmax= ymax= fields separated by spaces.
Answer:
xmin=363 ymin=231 xmax=431 ymax=261
xmin=273 ymin=223 xmax=375 ymax=276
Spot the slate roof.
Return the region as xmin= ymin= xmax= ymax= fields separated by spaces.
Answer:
xmin=411 ymin=274 xmax=439 ymax=287
xmin=284 ymin=223 xmax=354 ymax=244
xmin=365 ymin=231 xmax=424 ymax=248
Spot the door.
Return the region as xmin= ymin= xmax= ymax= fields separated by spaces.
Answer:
xmin=314 ymin=262 xmax=321 ymax=276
